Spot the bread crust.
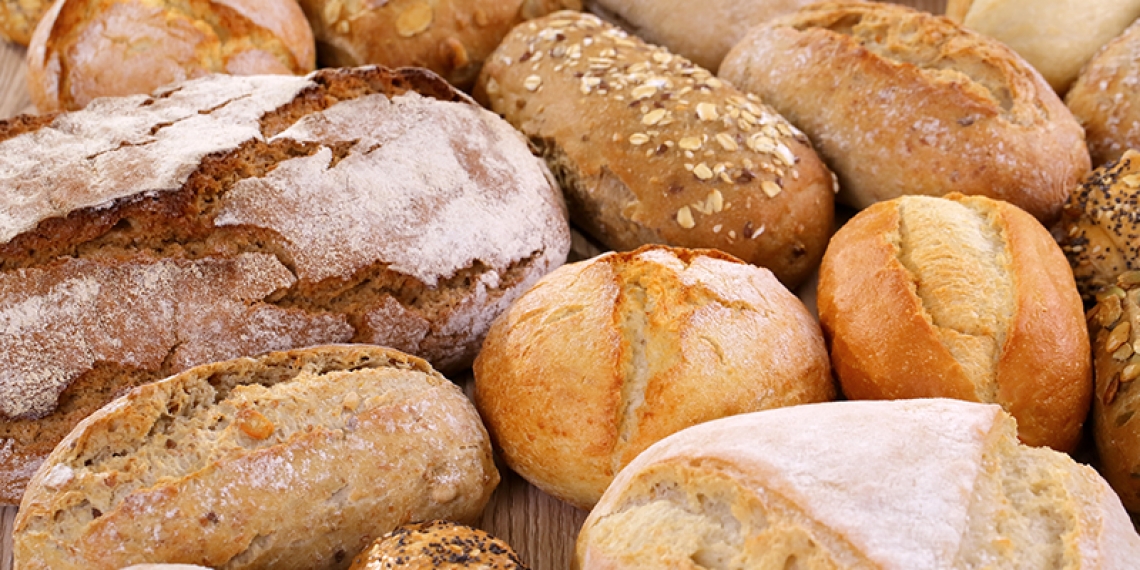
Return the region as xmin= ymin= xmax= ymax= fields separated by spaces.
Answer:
xmin=348 ymin=521 xmax=529 ymax=569
xmin=0 ymin=0 xmax=47 ymax=44
xmin=719 ymin=0 xmax=1090 ymax=226
xmin=818 ymin=194 xmax=1091 ymax=451
xmin=1067 ymin=20 xmax=1140 ymax=167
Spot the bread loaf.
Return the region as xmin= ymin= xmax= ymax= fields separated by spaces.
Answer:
xmin=13 ymin=345 xmax=499 ymax=570
xmin=0 ymin=66 xmax=569 ymax=504
xmin=349 ymin=521 xmax=529 ymax=569
xmin=576 ymin=399 xmax=1140 ymax=569
xmin=817 ymin=194 xmax=1091 ymax=451
xmin=0 ymin=0 xmax=46 ymax=45
xmin=26 ymin=0 xmax=317 ymax=112
xmin=474 ymin=245 xmax=834 ymax=509
xmin=1067 ymin=20 xmax=1140 ymax=167
xmin=476 ymin=11 xmax=836 ymax=289
xmin=719 ymin=0 xmax=1091 ymax=225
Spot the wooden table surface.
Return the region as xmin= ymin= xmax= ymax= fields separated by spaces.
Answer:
xmin=0 ymin=1 xmax=946 ymax=568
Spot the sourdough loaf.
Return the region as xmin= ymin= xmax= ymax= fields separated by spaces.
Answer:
xmin=1067 ymin=20 xmax=1140 ymax=167
xmin=576 ymin=399 xmax=1140 ymax=569
xmin=13 ymin=345 xmax=499 ymax=570
xmin=0 ymin=66 xmax=569 ymax=504
xmin=349 ymin=521 xmax=529 ymax=569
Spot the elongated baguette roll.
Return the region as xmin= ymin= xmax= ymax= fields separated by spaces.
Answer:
xmin=14 ymin=345 xmax=499 ymax=570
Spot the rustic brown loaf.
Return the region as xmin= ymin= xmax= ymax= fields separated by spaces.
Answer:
xmin=719 ymin=0 xmax=1091 ymax=226
xmin=13 ymin=345 xmax=499 ymax=570
xmin=26 ymin=0 xmax=317 ymax=112
xmin=575 ymin=399 xmax=1140 ymax=569
xmin=476 ymin=11 xmax=836 ymax=290
xmin=1067 ymin=20 xmax=1140 ymax=167
xmin=0 ymin=0 xmax=47 ymax=45
xmin=0 ymin=66 xmax=569 ymax=504
xmin=474 ymin=245 xmax=835 ymax=510
xmin=297 ymin=0 xmax=580 ymax=90
xmin=817 ymin=194 xmax=1092 ymax=452
xmin=348 ymin=521 xmax=529 ymax=569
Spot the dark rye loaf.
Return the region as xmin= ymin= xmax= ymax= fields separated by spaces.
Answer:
xmin=0 ymin=66 xmax=570 ymax=504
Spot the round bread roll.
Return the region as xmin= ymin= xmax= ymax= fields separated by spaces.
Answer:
xmin=719 ymin=1 xmax=1091 ymax=226
xmin=349 ymin=521 xmax=528 ymax=569
xmin=0 ymin=0 xmax=47 ymax=45
xmin=1058 ymin=150 xmax=1140 ymax=301
xmin=946 ymin=0 xmax=1140 ymax=93
xmin=1067 ymin=20 xmax=1140 ymax=167
xmin=296 ymin=0 xmax=580 ymax=90
xmin=576 ymin=399 xmax=1140 ymax=569
xmin=817 ymin=194 xmax=1092 ymax=452
xmin=120 ymin=566 xmax=211 ymax=570
xmin=474 ymin=245 xmax=835 ymax=510
xmin=26 ymin=0 xmax=316 ymax=112
xmin=14 ymin=345 xmax=499 ymax=570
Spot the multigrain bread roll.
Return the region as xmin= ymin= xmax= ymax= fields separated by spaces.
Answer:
xmin=297 ymin=0 xmax=580 ymax=90
xmin=26 ymin=0 xmax=316 ymax=112
xmin=13 ymin=345 xmax=499 ymax=570
xmin=575 ymin=399 xmax=1140 ymax=569
xmin=477 ymin=11 xmax=836 ymax=289
xmin=120 ymin=566 xmax=211 ymax=570
xmin=474 ymin=245 xmax=835 ymax=510
xmin=817 ymin=194 xmax=1091 ymax=452
xmin=349 ymin=521 xmax=529 ymax=569
xmin=719 ymin=0 xmax=1091 ymax=225
xmin=945 ymin=0 xmax=1140 ymax=93
xmin=1067 ymin=20 xmax=1140 ymax=167
xmin=0 ymin=66 xmax=569 ymax=504
xmin=0 ymin=0 xmax=46 ymax=45
xmin=1058 ymin=150 xmax=1140 ymax=301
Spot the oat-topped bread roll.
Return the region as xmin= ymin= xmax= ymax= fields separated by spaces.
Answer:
xmin=14 ymin=345 xmax=499 ymax=570
xmin=349 ymin=521 xmax=529 ymax=569
xmin=297 ymin=0 xmax=580 ymax=90
xmin=477 ymin=11 xmax=836 ymax=289
xmin=946 ymin=0 xmax=1140 ymax=93
xmin=26 ymin=0 xmax=316 ymax=112
xmin=720 ymin=1 xmax=1090 ymax=226
xmin=475 ymin=245 xmax=835 ymax=509
xmin=1068 ymin=21 xmax=1140 ymax=167
xmin=0 ymin=0 xmax=47 ymax=45
xmin=0 ymin=66 xmax=569 ymax=504
xmin=818 ymin=194 xmax=1091 ymax=452
xmin=576 ymin=399 xmax=1140 ymax=569
xmin=1058 ymin=150 xmax=1140 ymax=302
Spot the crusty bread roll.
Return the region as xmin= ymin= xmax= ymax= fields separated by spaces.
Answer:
xmin=583 ymin=0 xmax=819 ymax=72
xmin=476 ymin=11 xmax=836 ymax=290
xmin=0 ymin=0 xmax=47 ymax=45
xmin=349 ymin=521 xmax=528 ymax=569
xmin=14 ymin=345 xmax=499 ymax=570
xmin=0 ymin=66 xmax=569 ymax=504
xmin=26 ymin=0 xmax=317 ymax=112
xmin=1067 ymin=20 xmax=1140 ymax=167
xmin=120 ymin=566 xmax=211 ymax=570
xmin=817 ymin=194 xmax=1091 ymax=452
xmin=297 ymin=0 xmax=580 ymax=90
xmin=946 ymin=0 xmax=1140 ymax=93
xmin=576 ymin=399 xmax=1140 ymax=569
xmin=474 ymin=245 xmax=835 ymax=510
xmin=1058 ymin=150 xmax=1140 ymax=301
xmin=719 ymin=0 xmax=1091 ymax=226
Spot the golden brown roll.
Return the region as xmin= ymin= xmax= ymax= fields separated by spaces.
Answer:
xmin=1067 ymin=20 xmax=1140 ymax=167
xmin=817 ymin=194 xmax=1092 ymax=452
xmin=474 ymin=245 xmax=835 ymax=509
xmin=0 ymin=0 xmax=48 ymax=45
xmin=349 ymin=521 xmax=528 ymax=569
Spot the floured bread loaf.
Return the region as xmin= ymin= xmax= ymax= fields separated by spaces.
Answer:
xmin=0 ymin=66 xmax=569 ymax=503
xmin=14 ymin=345 xmax=499 ymax=570
xmin=576 ymin=399 xmax=1140 ymax=569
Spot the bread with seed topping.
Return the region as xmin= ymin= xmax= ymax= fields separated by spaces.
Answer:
xmin=476 ymin=11 xmax=836 ymax=289
xmin=348 ymin=521 xmax=529 ymax=569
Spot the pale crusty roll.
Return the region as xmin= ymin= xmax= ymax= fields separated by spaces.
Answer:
xmin=474 ymin=245 xmax=835 ymax=510
xmin=348 ymin=521 xmax=529 ymax=569
xmin=719 ymin=0 xmax=1091 ymax=226
xmin=817 ymin=194 xmax=1091 ymax=452
xmin=1067 ymin=20 xmax=1140 ymax=167
xmin=14 ymin=345 xmax=499 ymax=570
xmin=576 ymin=399 xmax=1140 ymax=569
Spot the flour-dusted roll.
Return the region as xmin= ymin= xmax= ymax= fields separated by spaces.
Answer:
xmin=477 ymin=11 xmax=836 ymax=289
xmin=0 ymin=66 xmax=569 ymax=504
xmin=349 ymin=521 xmax=529 ymax=569
xmin=720 ymin=1 xmax=1090 ymax=225
xmin=1067 ymin=20 xmax=1140 ymax=167
xmin=576 ymin=399 xmax=1140 ymax=569
xmin=13 ymin=345 xmax=499 ymax=570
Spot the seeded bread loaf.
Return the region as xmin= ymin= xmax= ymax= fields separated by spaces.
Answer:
xmin=1067 ymin=20 xmax=1140 ymax=167
xmin=576 ymin=399 xmax=1140 ymax=569
xmin=817 ymin=194 xmax=1092 ymax=452
xmin=349 ymin=521 xmax=529 ymax=569
xmin=0 ymin=0 xmax=46 ymax=45
xmin=719 ymin=0 xmax=1091 ymax=225
xmin=13 ymin=345 xmax=499 ymax=570
xmin=0 ymin=65 xmax=569 ymax=504
xmin=476 ymin=11 xmax=836 ymax=289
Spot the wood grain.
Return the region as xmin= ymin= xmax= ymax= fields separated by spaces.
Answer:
xmin=0 ymin=1 xmax=944 ymax=569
